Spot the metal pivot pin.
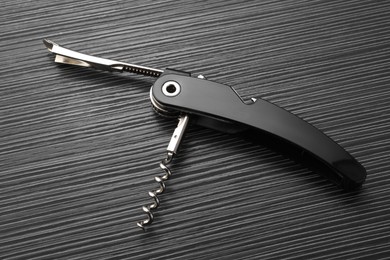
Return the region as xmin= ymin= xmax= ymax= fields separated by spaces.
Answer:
xmin=137 ymin=114 xmax=190 ymax=230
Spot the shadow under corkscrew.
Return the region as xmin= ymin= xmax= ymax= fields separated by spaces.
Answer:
xmin=137 ymin=151 xmax=174 ymax=230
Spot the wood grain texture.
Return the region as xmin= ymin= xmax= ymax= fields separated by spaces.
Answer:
xmin=1 ymin=0 xmax=390 ymax=259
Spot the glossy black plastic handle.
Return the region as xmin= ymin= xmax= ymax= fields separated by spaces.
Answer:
xmin=151 ymin=73 xmax=366 ymax=190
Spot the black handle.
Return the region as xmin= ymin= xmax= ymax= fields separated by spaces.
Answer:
xmin=151 ymin=74 xmax=366 ymax=190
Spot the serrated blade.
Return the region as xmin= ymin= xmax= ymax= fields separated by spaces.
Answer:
xmin=43 ymin=39 xmax=163 ymax=77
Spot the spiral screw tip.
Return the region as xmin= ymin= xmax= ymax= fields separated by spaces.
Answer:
xmin=137 ymin=221 xmax=145 ymax=230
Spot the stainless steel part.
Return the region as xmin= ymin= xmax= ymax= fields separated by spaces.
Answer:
xmin=161 ymin=81 xmax=181 ymax=97
xmin=166 ymin=115 xmax=189 ymax=154
xmin=43 ymin=39 xmax=163 ymax=77
xmin=137 ymin=115 xmax=190 ymax=230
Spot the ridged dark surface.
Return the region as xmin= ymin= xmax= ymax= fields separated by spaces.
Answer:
xmin=1 ymin=1 xmax=390 ymax=259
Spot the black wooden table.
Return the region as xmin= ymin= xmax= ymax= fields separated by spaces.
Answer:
xmin=1 ymin=1 xmax=390 ymax=259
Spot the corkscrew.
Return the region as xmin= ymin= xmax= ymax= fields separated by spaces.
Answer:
xmin=137 ymin=115 xmax=189 ymax=230
xmin=43 ymin=39 xmax=367 ymax=230
xmin=137 ymin=152 xmax=174 ymax=229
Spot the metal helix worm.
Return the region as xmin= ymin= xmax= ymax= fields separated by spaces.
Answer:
xmin=137 ymin=151 xmax=174 ymax=230
xmin=136 ymin=114 xmax=189 ymax=230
